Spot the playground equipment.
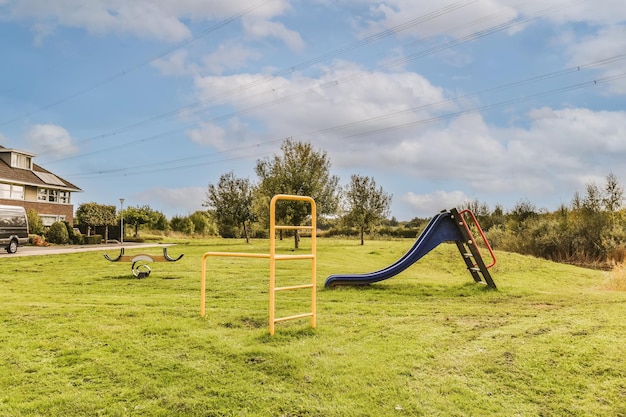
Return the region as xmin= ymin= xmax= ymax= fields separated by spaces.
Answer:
xmin=325 ymin=208 xmax=497 ymax=289
xmin=201 ymin=195 xmax=316 ymax=335
xmin=104 ymin=247 xmax=184 ymax=278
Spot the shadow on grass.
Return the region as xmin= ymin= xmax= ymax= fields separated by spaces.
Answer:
xmin=323 ymin=281 xmax=497 ymax=298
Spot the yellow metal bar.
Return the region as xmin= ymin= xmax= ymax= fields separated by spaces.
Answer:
xmin=274 ymin=312 xmax=313 ymax=323
xmin=203 ymin=252 xmax=271 ymax=259
xmin=274 ymin=254 xmax=315 ymax=260
xmin=275 ymin=283 xmax=314 ymax=292
xmin=274 ymin=225 xmax=314 ymax=230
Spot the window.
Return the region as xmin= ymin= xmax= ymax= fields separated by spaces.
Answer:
xmin=0 ymin=183 xmax=25 ymax=200
xmin=40 ymin=214 xmax=66 ymax=227
xmin=59 ymin=191 xmax=70 ymax=204
xmin=38 ymin=188 xmax=69 ymax=203
xmin=0 ymin=184 xmax=9 ymax=199
xmin=11 ymin=185 xmax=24 ymax=200
xmin=11 ymin=153 xmax=32 ymax=169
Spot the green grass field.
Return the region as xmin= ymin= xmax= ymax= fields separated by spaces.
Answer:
xmin=1 ymin=238 xmax=625 ymax=416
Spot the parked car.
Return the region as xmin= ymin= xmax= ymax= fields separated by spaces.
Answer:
xmin=0 ymin=205 xmax=29 ymax=253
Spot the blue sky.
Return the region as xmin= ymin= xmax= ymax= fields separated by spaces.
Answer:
xmin=1 ymin=0 xmax=626 ymax=220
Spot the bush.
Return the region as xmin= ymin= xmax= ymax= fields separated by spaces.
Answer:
xmin=26 ymin=209 xmax=45 ymax=235
xmin=62 ymin=221 xmax=82 ymax=244
xmin=29 ymin=235 xmax=48 ymax=246
xmin=47 ymin=222 xmax=69 ymax=244
xmin=84 ymin=234 xmax=103 ymax=245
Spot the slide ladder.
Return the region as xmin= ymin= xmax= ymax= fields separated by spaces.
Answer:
xmin=450 ymin=208 xmax=497 ymax=289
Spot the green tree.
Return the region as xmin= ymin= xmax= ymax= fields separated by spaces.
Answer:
xmin=204 ymin=172 xmax=256 ymax=243
xmin=151 ymin=211 xmax=170 ymax=231
xmin=124 ymin=205 xmax=154 ymax=237
xmin=189 ymin=211 xmax=214 ymax=236
xmin=342 ymin=174 xmax=392 ymax=245
xmin=255 ymin=138 xmax=340 ymax=248
xmin=75 ymin=202 xmax=116 ymax=238
xmin=170 ymin=215 xmax=195 ymax=234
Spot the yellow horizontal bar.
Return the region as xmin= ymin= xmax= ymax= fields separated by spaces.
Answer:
xmin=274 ymin=312 xmax=314 ymax=323
xmin=274 ymin=254 xmax=315 ymax=260
xmin=274 ymin=284 xmax=314 ymax=292
xmin=202 ymin=252 xmax=271 ymax=259
xmin=274 ymin=225 xmax=313 ymax=230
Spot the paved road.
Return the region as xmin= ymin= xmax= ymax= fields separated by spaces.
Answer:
xmin=0 ymin=242 xmax=173 ymax=258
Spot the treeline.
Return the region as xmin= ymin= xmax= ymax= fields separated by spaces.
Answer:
xmin=472 ymin=173 xmax=626 ymax=268
xmin=57 ymin=138 xmax=626 ymax=268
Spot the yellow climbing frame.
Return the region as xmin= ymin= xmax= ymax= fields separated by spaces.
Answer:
xmin=201 ymin=194 xmax=317 ymax=335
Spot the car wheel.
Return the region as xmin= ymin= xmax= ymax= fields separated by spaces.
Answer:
xmin=7 ymin=240 xmax=18 ymax=254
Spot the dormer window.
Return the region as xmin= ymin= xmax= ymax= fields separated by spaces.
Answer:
xmin=12 ymin=153 xmax=32 ymax=170
xmin=0 ymin=148 xmax=36 ymax=170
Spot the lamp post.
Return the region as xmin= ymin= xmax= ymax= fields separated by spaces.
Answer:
xmin=119 ymin=198 xmax=125 ymax=244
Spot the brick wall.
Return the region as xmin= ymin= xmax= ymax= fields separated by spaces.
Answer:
xmin=0 ymin=199 xmax=75 ymax=224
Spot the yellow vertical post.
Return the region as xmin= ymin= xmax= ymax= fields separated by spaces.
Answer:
xmin=269 ymin=195 xmax=277 ymax=336
xmin=200 ymin=256 xmax=206 ymax=317
xmin=310 ymin=199 xmax=317 ymax=329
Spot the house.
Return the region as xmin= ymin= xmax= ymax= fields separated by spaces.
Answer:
xmin=0 ymin=145 xmax=82 ymax=225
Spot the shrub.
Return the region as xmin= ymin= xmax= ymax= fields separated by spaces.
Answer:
xmin=29 ymin=235 xmax=48 ymax=246
xmin=84 ymin=234 xmax=103 ymax=244
xmin=26 ymin=209 xmax=45 ymax=235
xmin=605 ymin=262 xmax=626 ymax=291
xmin=47 ymin=222 xmax=69 ymax=244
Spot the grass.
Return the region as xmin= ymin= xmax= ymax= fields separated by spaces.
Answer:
xmin=1 ymin=238 xmax=625 ymax=416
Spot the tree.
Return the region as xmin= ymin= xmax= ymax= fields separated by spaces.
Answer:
xmin=255 ymin=138 xmax=340 ymax=248
xmin=170 ymin=215 xmax=195 ymax=234
xmin=75 ymin=202 xmax=116 ymax=239
xmin=189 ymin=211 xmax=214 ymax=236
xmin=124 ymin=205 xmax=154 ymax=237
xmin=342 ymin=175 xmax=392 ymax=245
xmin=204 ymin=172 xmax=256 ymax=243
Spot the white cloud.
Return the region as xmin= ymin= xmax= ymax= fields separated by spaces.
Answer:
xmin=191 ymin=61 xmax=450 ymax=151
xmin=23 ymin=124 xmax=78 ymax=157
xmin=359 ymin=0 xmax=518 ymax=40
xmin=151 ymin=50 xmax=192 ymax=77
xmin=201 ymin=42 xmax=263 ymax=75
xmin=242 ymin=16 xmax=304 ymax=51
xmin=401 ymin=190 xmax=470 ymax=217
xmin=1 ymin=0 xmax=295 ymax=44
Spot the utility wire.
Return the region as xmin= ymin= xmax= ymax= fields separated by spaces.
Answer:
xmin=39 ymin=0 xmax=481 ymax=160
xmin=45 ymin=0 xmax=568 ymax=165
xmin=63 ymin=70 xmax=626 ymax=180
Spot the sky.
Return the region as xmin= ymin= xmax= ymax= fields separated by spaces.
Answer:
xmin=1 ymin=0 xmax=626 ymax=221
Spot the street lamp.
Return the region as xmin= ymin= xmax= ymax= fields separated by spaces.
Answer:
xmin=119 ymin=198 xmax=125 ymax=244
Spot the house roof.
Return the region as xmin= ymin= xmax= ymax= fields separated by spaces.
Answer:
xmin=0 ymin=146 xmax=82 ymax=192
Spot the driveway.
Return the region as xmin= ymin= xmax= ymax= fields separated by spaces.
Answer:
xmin=0 ymin=243 xmax=174 ymax=258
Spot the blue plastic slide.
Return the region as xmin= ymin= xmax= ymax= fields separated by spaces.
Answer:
xmin=324 ymin=210 xmax=463 ymax=287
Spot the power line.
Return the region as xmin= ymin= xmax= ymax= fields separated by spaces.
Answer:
xmin=38 ymin=0 xmax=481 ymax=161
xmin=45 ymin=0 xmax=569 ymax=166
xmin=62 ymin=70 xmax=626 ymax=180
